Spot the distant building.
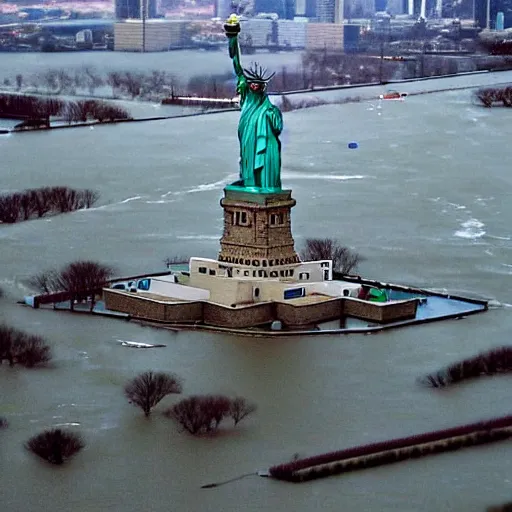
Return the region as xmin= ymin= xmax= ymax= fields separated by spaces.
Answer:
xmin=385 ymin=0 xmax=409 ymax=15
xmin=349 ymin=0 xmax=375 ymax=16
xmin=214 ymin=0 xmax=232 ymax=19
xmin=312 ymin=0 xmax=344 ymax=22
xmin=115 ymin=0 xmax=157 ymax=20
xmin=295 ymin=0 xmax=306 ymax=15
xmin=285 ymin=0 xmax=298 ymax=18
xmin=474 ymin=0 xmax=487 ymax=26
xmin=296 ymin=0 xmax=320 ymax=18
xmin=253 ymin=0 xmax=296 ymax=19
xmin=473 ymin=0 xmax=512 ymax=28
xmin=114 ymin=19 xmax=186 ymax=50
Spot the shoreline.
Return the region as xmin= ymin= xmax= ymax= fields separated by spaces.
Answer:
xmin=2 ymin=69 xmax=512 ymax=134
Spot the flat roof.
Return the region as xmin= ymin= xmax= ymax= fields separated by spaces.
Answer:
xmin=128 ymin=291 xmax=186 ymax=303
xmin=281 ymin=294 xmax=334 ymax=306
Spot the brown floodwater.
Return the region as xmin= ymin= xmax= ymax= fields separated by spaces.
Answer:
xmin=1 ymin=70 xmax=512 ymax=512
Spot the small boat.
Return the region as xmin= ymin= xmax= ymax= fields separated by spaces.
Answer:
xmin=117 ymin=340 xmax=166 ymax=348
xmin=380 ymin=90 xmax=407 ymax=101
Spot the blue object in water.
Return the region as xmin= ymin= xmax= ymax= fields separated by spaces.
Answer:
xmin=348 ymin=142 xmax=358 ymax=149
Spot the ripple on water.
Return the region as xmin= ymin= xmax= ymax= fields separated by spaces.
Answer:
xmin=119 ymin=196 xmax=142 ymax=204
xmin=282 ymin=172 xmax=368 ymax=181
xmin=454 ymin=218 xmax=486 ymax=240
xmin=176 ymin=234 xmax=219 ymax=241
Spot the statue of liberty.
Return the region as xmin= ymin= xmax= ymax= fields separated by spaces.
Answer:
xmin=224 ymin=15 xmax=283 ymax=192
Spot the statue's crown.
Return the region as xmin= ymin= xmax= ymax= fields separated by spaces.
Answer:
xmin=244 ymin=63 xmax=276 ymax=84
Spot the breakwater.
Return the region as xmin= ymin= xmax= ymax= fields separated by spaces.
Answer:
xmin=162 ymin=96 xmax=237 ymax=109
xmin=268 ymin=415 xmax=512 ymax=483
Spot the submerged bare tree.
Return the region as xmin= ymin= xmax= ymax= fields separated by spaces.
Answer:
xmin=30 ymin=261 xmax=114 ymax=311
xmin=64 ymin=100 xmax=130 ymax=124
xmin=13 ymin=335 xmax=52 ymax=368
xmin=167 ymin=396 xmax=224 ymax=435
xmin=83 ymin=66 xmax=103 ymax=95
xmin=29 ymin=269 xmax=61 ymax=295
xmin=81 ymin=189 xmax=100 ymax=208
xmin=0 ymin=324 xmax=51 ymax=368
xmin=26 ymin=429 xmax=84 ymax=465
xmin=30 ymin=187 xmax=54 ymax=218
xmin=0 ymin=187 xmax=99 ymax=225
xmin=475 ymin=86 xmax=512 ymax=108
xmin=167 ymin=395 xmax=256 ymax=435
xmin=419 ymin=346 xmax=512 ymax=389
xmin=0 ymin=324 xmax=16 ymax=366
xmin=301 ymin=238 xmax=363 ymax=275
xmin=122 ymin=72 xmax=144 ymax=99
xmin=124 ymin=371 xmax=182 ymax=417
xmin=206 ymin=395 xmax=231 ymax=429
xmin=107 ymin=71 xmax=123 ymax=97
xmin=229 ymin=397 xmax=257 ymax=426
xmin=58 ymin=261 xmax=115 ymax=311
xmin=0 ymin=193 xmax=21 ymax=223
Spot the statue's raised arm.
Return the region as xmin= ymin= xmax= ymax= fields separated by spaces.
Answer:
xmin=223 ymin=15 xmax=283 ymax=193
xmin=225 ymin=14 xmax=244 ymax=78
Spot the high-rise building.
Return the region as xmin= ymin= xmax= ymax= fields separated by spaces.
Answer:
xmin=385 ymin=0 xmax=406 ymax=14
xmin=115 ymin=0 xmax=157 ymax=20
xmin=315 ymin=0 xmax=343 ymax=22
xmin=474 ymin=0 xmax=486 ymax=26
xmin=295 ymin=0 xmax=307 ymax=15
xmin=305 ymin=0 xmax=317 ymax=16
xmin=214 ymin=0 xmax=233 ymax=19
xmin=284 ymin=0 xmax=297 ymax=18
xmin=316 ymin=0 xmax=334 ymax=20
xmin=253 ymin=0 xmax=296 ymax=18
xmin=254 ymin=0 xmax=285 ymax=17
xmin=473 ymin=0 xmax=512 ymax=28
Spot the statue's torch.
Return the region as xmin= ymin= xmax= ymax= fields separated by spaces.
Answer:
xmin=224 ymin=14 xmax=241 ymax=37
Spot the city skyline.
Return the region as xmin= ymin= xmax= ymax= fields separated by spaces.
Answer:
xmin=1 ymin=0 xmax=510 ymax=28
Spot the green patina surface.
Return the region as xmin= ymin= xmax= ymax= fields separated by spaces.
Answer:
xmin=223 ymin=188 xmax=293 ymax=205
xmin=225 ymin=19 xmax=283 ymax=194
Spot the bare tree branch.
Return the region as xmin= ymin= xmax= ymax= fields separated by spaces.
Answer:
xmin=125 ymin=371 xmax=182 ymax=417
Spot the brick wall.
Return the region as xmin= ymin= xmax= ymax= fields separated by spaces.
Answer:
xmin=203 ymin=301 xmax=275 ymax=328
xmin=104 ymin=289 xmax=202 ymax=323
xmin=164 ymin=302 xmax=204 ymax=323
xmin=343 ymin=298 xmax=418 ymax=323
xmin=380 ymin=299 xmax=418 ymax=322
xmin=276 ymin=298 xmax=343 ymax=328
xmin=104 ymin=289 xmax=418 ymax=329
xmin=219 ymin=189 xmax=300 ymax=264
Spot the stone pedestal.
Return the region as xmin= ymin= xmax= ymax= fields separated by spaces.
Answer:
xmin=218 ymin=188 xmax=300 ymax=268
